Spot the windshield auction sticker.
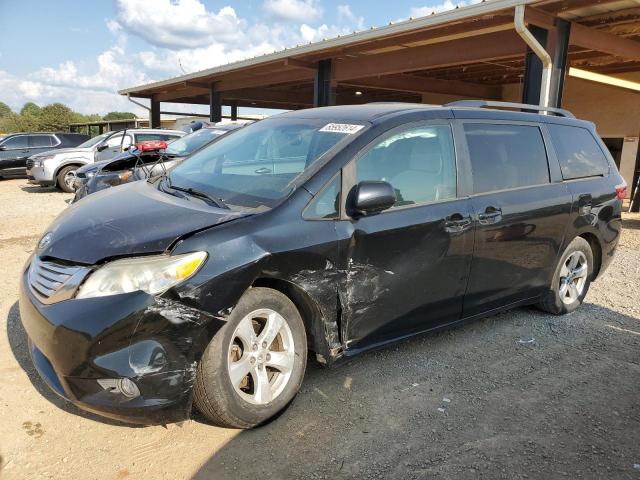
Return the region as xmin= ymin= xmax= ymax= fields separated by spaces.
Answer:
xmin=319 ymin=123 xmax=365 ymax=134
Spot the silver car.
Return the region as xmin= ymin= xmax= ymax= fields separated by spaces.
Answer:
xmin=26 ymin=128 xmax=185 ymax=192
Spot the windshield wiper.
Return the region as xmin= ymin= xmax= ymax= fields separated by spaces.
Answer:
xmin=167 ymin=183 xmax=230 ymax=209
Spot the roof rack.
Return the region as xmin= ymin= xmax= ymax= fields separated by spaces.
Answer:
xmin=445 ymin=100 xmax=575 ymax=118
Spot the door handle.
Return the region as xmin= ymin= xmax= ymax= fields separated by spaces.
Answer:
xmin=444 ymin=213 xmax=472 ymax=233
xmin=254 ymin=167 xmax=271 ymax=174
xmin=478 ymin=206 xmax=502 ymax=225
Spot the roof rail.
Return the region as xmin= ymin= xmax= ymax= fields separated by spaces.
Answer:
xmin=445 ymin=100 xmax=575 ymax=118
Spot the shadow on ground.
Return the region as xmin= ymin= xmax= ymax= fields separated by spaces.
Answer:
xmin=621 ymin=216 xmax=640 ymax=230
xmin=6 ymin=302 xmax=141 ymax=428
xmin=189 ymin=303 xmax=640 ymax=480
xmin=18 ymin=185 xmax=59 ymax=194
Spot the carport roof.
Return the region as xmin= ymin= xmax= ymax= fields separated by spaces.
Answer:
xmin=119 ymin=0 xmax=640 ymax=109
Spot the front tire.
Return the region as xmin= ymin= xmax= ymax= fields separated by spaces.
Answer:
xmin=56 ymin=165 xmax=78 ymax=193
xmin=194 ymin=287 xmax=307 ymax=428
xmin=537 ymin=236 xmax=593 ymax=315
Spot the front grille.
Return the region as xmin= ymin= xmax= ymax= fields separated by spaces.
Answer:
xmin=75 ymin=172 xmax=86 ymax=179
xmin=28 ymin=258 xmax=90 ymax=304
xmin=26 ymin=159 xmax=34 ymax=170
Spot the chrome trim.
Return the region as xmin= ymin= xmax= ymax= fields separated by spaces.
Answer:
xmin=28 ymin=258 xmax=91 ymax=305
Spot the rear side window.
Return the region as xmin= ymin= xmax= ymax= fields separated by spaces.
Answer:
xmin=29 ymin=135 xmax=53 ymax=148
xmin=547 ymin=124 xmax=609 ymax=179
xmin=464 ymin=124 xmax=549 ymax=194
xmin=136 ymin=133 xmax=181 ymax=142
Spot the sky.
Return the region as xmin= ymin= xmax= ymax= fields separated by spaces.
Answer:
xmin=0 ymin=0 xmax=475 ymax=117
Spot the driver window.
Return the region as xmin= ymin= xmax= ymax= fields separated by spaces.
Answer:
xmin=355 ymin=124 xmax=456 ymax=208
xmin=105 ymin=134 xmax=124 ymax=148
xmin=2 ymin=136 xmax=28 ymax=149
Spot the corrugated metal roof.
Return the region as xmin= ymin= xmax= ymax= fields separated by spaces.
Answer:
xmin=119 ymin=0 xmax=541 ymax=95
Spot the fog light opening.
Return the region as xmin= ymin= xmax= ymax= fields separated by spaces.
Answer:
xmin=117 ymin=378 xmax=141 ymax=398
xmin=97 ymin=377 xmax=141 ymax=398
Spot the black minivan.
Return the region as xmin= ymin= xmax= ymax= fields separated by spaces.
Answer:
xmin=19 ymin=102 xmax=624 ymax=428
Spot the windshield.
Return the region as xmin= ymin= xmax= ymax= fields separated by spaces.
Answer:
xmin=77 ymin=133 xmax=110 ymax=148
xmin=165 ymin=128 xmax=228 ymax=156
xmin=167 ymin=117 xmax=365 ymax=211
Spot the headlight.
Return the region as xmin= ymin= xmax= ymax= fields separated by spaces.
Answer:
xmin=34 ymin=155 xmax=56 ymax=166
xmin=76 ymin=251 xmax=207 ymax=299
xmin=86 ymin=171 xmax=96 ymax=178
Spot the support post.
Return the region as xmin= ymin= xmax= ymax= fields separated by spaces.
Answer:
xmin=314 ymin=59 xmax=336 ymax=107
xmin=549 ymin=19 xmax=571 ymax=108
xmin=209 ymin=84 xmax=222 ymax=123
xmin=230 ymin=102 xmax=238 ymax=121
xmin=150 ymin=97 xmax=161 ymax=129
xmin=521 ymin=25 xmax=549 ymax=105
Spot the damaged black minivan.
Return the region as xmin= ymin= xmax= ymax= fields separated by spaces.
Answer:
xmin=19 ymin=102 xmax=624 ymax=428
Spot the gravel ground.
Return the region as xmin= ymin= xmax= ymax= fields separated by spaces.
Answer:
xmin=0 ymin=178 xmax=638 ymax=480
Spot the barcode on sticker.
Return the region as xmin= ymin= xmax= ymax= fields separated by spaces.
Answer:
xmin=319 ymin=123 xmax=365 ymax=134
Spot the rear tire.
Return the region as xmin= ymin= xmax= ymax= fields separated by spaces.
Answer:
xmin=537 ymin=236 xmax=593 ymax=315
xmin=56 ymin=165 xmax=78 ymax=193
xmin=193 ymin=287 xmax=307 ymax=428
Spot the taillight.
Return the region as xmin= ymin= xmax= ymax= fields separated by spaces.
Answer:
xmin=615 ymin=181 xmax=627 ymax=200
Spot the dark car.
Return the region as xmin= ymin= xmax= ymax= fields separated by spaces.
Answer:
xmin=19 ymin=101 xmax=624 ymax=428
xmin=0 ymin=133 xmax=89 ymax=178
xmin=72 ymin=124 xmax=245 ymax=202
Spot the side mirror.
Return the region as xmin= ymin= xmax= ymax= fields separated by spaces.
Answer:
xmin=96 ymin=144 xmax=109 ymax=152
xmin=347 ymin=181 xmax=396 ymax=218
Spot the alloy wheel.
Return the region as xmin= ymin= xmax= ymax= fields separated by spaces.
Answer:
xmin=64 ymin=170 xmax=77 ymax=191
xmin=227 ymin=308 xmax=295 ymax=405
xmin=558 ymin=251 xmax=588 ymax=305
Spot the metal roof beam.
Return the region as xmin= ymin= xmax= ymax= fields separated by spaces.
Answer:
xmin=216 ymin=69 xmax=314 ymax=91
xmin=341 ymin=74 xmax=502 ymax=98
xmin=570 ymin=22 xmax=640 ymax=59
xmin=333 ymin=29 xmax=526 ymax=81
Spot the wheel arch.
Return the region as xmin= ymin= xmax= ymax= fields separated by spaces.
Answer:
xmin=578 ymin=232 xmax=603 ymax=279
xmin=250 ymin=277 xmax=336 ymax=363
xmin=54 ymin=161 xmax=85 ymax=186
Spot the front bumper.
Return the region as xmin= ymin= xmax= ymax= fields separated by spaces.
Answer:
xmin=26 ymin=165 xmax=55 ymax=186
xmin=19 ymin=269 xmax=223 ymax=425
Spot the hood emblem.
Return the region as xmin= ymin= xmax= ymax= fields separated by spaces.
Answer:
xmin=38 ymin=232 xmax=53 ymax=251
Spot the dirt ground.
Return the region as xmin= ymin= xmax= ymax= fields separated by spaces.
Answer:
xmin=0 ymin=177 xmax=638 ymax=480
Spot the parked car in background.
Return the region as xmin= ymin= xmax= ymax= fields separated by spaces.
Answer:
xmin=26 ymin=128 xmax=184 ymax=192
xmin=19 ymin=102 xmax=624 ymax=428
xmin=0 ymin=133 xmax=89 ymax=179
xmin=72 ymin=123 xmax=245 ymax=202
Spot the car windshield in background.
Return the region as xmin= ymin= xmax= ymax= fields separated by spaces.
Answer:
xmin=167 ymin=118 xmax=366 ymax=211
xmin=77 ymin=133 xmax=110 ymax=148
xmin=165 ymin=128 xmax=228 ymax=157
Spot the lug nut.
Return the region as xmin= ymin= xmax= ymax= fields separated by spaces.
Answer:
xmin=252 ymin=343 xmax=258 ymax=351
xmin=262 ymin=341 xmax=267 ymax=348
xmin=250 ymin=357 xmax=256 ymax=365
xmin=266 ymin=353 xmax=271 ymax=361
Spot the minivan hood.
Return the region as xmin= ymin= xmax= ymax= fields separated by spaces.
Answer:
xmin=39 ymin=180 xmax=248 ymax=264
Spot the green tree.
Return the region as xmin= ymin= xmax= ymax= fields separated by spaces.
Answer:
xmin=38 ymin=103 xmax=75 ymax=131
xmin=20 ymin=102 xmax=41 ymax=117
xmin=0 ymin=102 xmax=12 ymax=119
xmin=103 ymin=111 xmax=136 ymax=121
